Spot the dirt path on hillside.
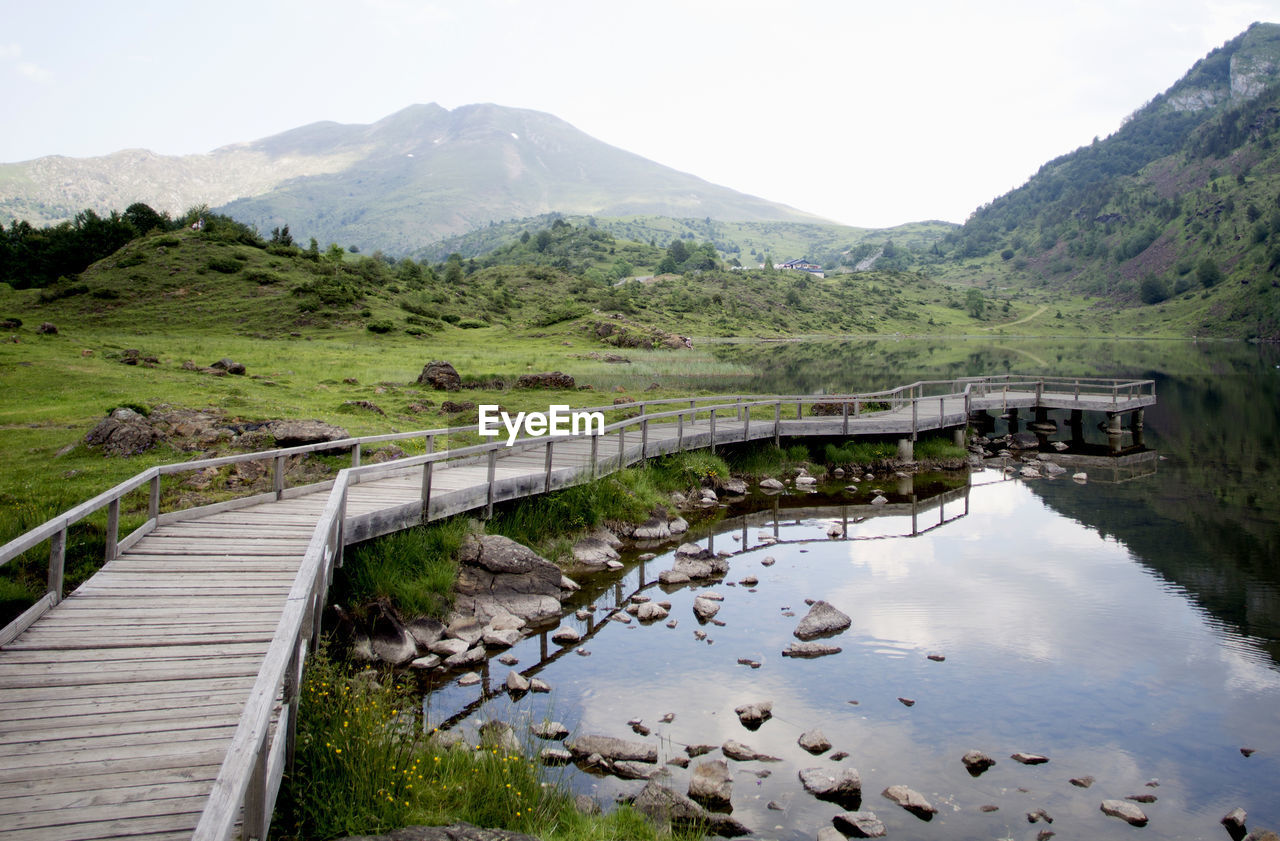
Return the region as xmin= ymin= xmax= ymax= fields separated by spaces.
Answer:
xmin=980 ymin=304 xmax=1049 ymax=332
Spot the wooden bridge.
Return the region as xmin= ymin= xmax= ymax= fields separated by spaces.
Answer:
xmin=0 ymin=375 xmax=1154 ymax=841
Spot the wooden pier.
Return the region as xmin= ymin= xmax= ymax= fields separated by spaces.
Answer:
xmin=0 ymin=375 xmax=1155 ymax=840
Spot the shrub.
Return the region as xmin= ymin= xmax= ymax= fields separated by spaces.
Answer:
xmin=457 ymin=318 xmax=489 ymax=329
xmin=441 ymin=313 xmax=462 ymax=324
xmin=207 ymin=257 xmax=242 ymax=274
xmin=366 ymin=320 xmax=394 ymax=334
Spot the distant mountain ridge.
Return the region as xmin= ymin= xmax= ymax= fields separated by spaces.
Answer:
xmin=0 ymin=103 xmax=829 ymax=255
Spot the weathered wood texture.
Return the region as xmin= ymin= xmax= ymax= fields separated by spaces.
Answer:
xmin=0 ymin=377 xmax=1156 ymax=840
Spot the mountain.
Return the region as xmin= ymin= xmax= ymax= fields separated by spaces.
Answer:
xmin=0 ymin=103 xmax=829 ymax=255
xmin=936 ymin=21 xmax=1280 ymax=339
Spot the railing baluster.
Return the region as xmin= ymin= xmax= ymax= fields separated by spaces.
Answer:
xmin=420 ymin=461 xmax=433 ymax=524
xmin=618 ymin=426 xmax=626 ymax=469
xmin=774 ymin=402 xmax=781 ymax=447
xmin=710 ymin=408 xmax=717 ymax=453
xmin=590 ymin=432 xmax=599 ymax=478
xmin=677 ymin=412 xmax=684 ymax=451
xmin=273 ymin=455 xmax=286 ymax=499
xmin=48 ymin=527 xmax=66 ymax=606
xmin=485 ymin=449 xmax=497 ymax=518
xmin=842 ymin=400 xmax=849 ymax=435
xmin=105 ymin=498 xmax=120 ymax=562
xmin=350 ymin=442 xmax=361 ymax=468
xmin=544 ymin=439 xmax=554 ymax=493
xmin=148 ymin=474 xmax=160 ymax=520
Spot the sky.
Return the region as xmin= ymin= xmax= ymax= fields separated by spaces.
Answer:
xmin=1 ymin=0 xmax=1276 ymax=228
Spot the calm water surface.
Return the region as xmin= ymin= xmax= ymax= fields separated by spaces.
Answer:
xmin=420 ymin=340 xmax=1280 ymax=840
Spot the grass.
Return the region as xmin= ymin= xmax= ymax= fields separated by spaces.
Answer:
xmin=724 ymin=442 xmax=814 ymax=478
xmin=281 ymin=647 xmax=692 ymax=841
xmin=822 ymin=434 xmax=966 ymax=468
xmin=339 ymin=519 xmax=471 ymax=619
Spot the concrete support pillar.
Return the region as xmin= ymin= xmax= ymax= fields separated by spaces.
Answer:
xmin=953 ymin=427 xmax=967 ymax=448
xmin=1106 ymin=412 xmax=1123 ymax=434
xmin=1131 ymin=408 xmax=1145 ymax=430
xmin=1005 ymin=408 xmax=1019 ymax=433
xmin=1069 ymin=409 xmax=1084 ymax=446
xmin=897 ymin=437 xmax=914 ymax=462
xmin=1034 ymin=407 xmax=1049 ymax=424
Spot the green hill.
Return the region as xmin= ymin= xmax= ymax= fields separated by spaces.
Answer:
xmin=935 ymin=22 xmax=1280 ymax=339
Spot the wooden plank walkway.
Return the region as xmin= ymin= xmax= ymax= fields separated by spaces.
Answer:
xmin=0 ymin=377 xmax=1156 ymax=840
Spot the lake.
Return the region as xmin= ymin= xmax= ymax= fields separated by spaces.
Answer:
xmin=420 ymin=339 xmax=1280 ymax=840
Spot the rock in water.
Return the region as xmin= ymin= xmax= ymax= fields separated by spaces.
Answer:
xmin=1011 ymin=752 xmax=1050 ymax=765
xmin=794 ymin=600 xmax=852 ymax=640
xmin=782 ymin=641 xmax=842 ymax=658
xmin=1221 ymin=808 xmax=1247 ymax=833
xmin=505 ymin=671 xmax=529 ymax=693
xmin=369 ymin=602 xmax=418 ymax=665
xmin=532 ymin=721 xmax=569 ymax=740
xmin=798 ymin=729 xmax=832 ymax=754
xmin=734 ymin=701 xmax=773 ymax=729
xmin=722 ymin=740 xmax=780 ymax=762
xmin=882 ymin=785 xmax=937 ymax=819
xmin=833 ymin=811 xmax=886 ymax=838
xmin=1100 ymin=799 xmax=1148 ymax=826
xmin=693 ymin=597 xmax=721 ymax=621
xmin=1069 ymin=775 xmax=1095 ymax=788
xmin=566 ymin=734 xmax=657 ymax=763
xmin=962 ymin=750 xmax=996 ymax=776
xmin=799 ymin=767 xmax=863 ymax=806
xmin=688 ymin=759 xmax=732 ymax=807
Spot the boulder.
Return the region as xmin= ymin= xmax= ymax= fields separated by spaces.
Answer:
xmin=210 ymin=358 xmax=246 ymax=375
xmin=672 ymin=553 xmax=729 ymax=580
xmin=457 ymin=671 xmax=481 ymax=687
xmin=447 ymin=617 xmax=485 ymax=646
xmin=551 ymin=627 xmax=581 ymax=645
xmin=428 ymin=638 xmax=469 ymax=658
xmin=721 ymin=478 xmax=748 ymax=495
xmin=483 ymin=628 xmax=522 ymax=648
xmin=531 ymin=720 xmax=568 ymax=741
xmin=269 ymin=419 xmax=350 ymax=448
xmin=36 ymin=322 xmax=57 ymax=335
xmin=529 ymin=678 xmax=551 ymax=693
xmin=633 ymin=781 xmax=713 ymax=829
xmin=515 ymin=371 xmax=575 ymax=389
xmin=369 ymin=602 xmax=418 ymax=665
xmin=571 ymin=536 xmax=620 ymax=566
xmin=658 ymin=570 xmax=691 ymax=585
xmin=1222 ymin=808 xmax=1247 ymax=833
xmin=1009 ymin=431 xmax=1040 ymax=449
xmin=1069 ymin=776 xmax=1095 ymax=788
xmin=782 ymin=641 xmax=843 ymax=658
xmin=688 ymin=759 xmax=732 ymax=807
xmin=440 ymin=400 xmax=475 ymax=414
xmin=418 ymin=361 xmax=462 ymax=391
xmin=505 ymin=671 xmax=530 ymax=693
xmin=1100 ymin=799 xmax=1148 ymax=827
xmin=833 ymin=811 xmax=886 ymax=838
xmin=540 ymin=747 xmax=572 ymax=765
xmin=961 ymin=750 xmax=996 ymax=775
xmin=84 ymin=408 xmax=161 ymax=457
xmin=734 ymin=701 xmax=772 ymax=729
xmin=566 ymin=734 xmax=657 ymax=763
xmin=1010 ymin=752 xmax=1049 ymax=765
xmin=407 ymin=617 xmax=445 ymax=648
xmin=759 ymin=478 xmax=785 ymax=491
xmin=409 ymin=654 xmax=441 ymax=670
xmin=443 ymin=646 xmax=485 ymax=668
xmin=692 ymin=597 xmax=721 ymax=622
xmin=637 ymin=602 xmax=670 ymax=622
xmin=798 ymin=729 xmax=832 ymax=754
xmin=882 ymin=785 xmax=937 ymax=819
xmin=722 ymin=740 xmax=780 ymax=762
xmin=794 ymin=600 xmax=852 ymax=640
xmin=633 ymin=515 xmax=672 ymax=540
xmin=800 ymin=767 xmax=863 ymax=806
xmin=453 ymin=534 xmax=563 ymax=624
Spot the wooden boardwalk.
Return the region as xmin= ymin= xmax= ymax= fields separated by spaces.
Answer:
xmin=0 ymin=376 xmax=1155 ymax=840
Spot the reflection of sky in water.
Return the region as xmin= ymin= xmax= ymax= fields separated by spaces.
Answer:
xmin=427 ymin=470 xmax=1280 ymax=840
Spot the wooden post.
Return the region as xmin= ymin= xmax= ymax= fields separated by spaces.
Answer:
xmin=710 ymin=408 xmax=717 ymax=453
xmin=105 ymin=498 xmax=120 ymax=562
xmin=544 ymin=439 xmax=554 ymax=493
xmin=911 ymin=396 xmax=918 ymax=441
xmin=677 ymin=412 xmax=684 ymax=451
xmin=420 ymin=461 xmax=433 ymax=524
xmin=48 ymin=527 xmax=66 ymax=606
xmin=743 ymin=405 xmax=751 ymax=440
xmin=736 ymin=397 xmax=743 ymax=421
xmin=283 ymin=642 xmax=302 ymax=772
xmin=796 ymin=399 xmax=802 ymax=420
xmin=774 ymin=402 xmax=781 ymax=447
xmin=590 ymin=433 xmax=599 ymax=478
xmin=485 ymin=449 xmax=497 ymax=519
xmin=854 ymin=398 xmax=860 ymax=418
xmin=273 ymin=454 xmax=286 ymax=499
xmin=148 ymin=474 xmax=160 ymax=521
xmin=938 ymin=396 xmax=945 ymax=425
xmin=243 ymin=731 xmax=271 ymax=841
xmin=641 ymin=418 xmax=649 ymax=461
xmin=618 ymin=426 xmax=626 ymax=469
xmin=350 ymin=443 xmax=361 ymax=468
xmin=842 ymin=400 xmax=849 ymax=435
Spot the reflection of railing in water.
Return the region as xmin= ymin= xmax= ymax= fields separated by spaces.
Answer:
xmin=426 ymin=484 xmax=972 ymax=731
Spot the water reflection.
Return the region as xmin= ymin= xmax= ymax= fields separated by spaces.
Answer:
xmin=422 ymin=470 xmax=1280 ymax=840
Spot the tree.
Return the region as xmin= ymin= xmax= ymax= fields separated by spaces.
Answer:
xmin=123 ymin=202 xmax=167 ymax=234
xmin=965 ymin=288 xmax=985 ymax=319
xmin=443 ymin=253 xmax=464 ymax=284
xmin=534 ymin=230 xmax=552 ymax=252
xmin=270 ymin=225 xmax=294 ymax=247
xmin=1140 ymin=275 xmax=1170 ymax=304
xmin=1197 ymin=257 xmax=1222 ymax=288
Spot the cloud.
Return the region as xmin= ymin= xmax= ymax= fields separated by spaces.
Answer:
xmin=0 ymin=43 xmax=51 ymax=83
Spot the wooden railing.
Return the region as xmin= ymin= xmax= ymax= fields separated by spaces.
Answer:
xmin=0 ymin=374 xmax=1156 ymax=840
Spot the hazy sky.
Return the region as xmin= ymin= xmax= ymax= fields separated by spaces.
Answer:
xmin=2 ymin=0 xmax=1274 ymax=228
